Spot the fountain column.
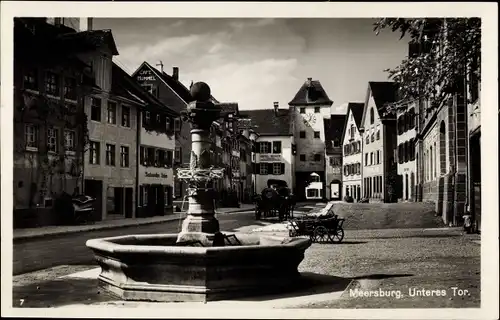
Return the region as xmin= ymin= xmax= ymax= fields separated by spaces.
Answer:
xmin=176 ymin=82 xmax=222 ymax=245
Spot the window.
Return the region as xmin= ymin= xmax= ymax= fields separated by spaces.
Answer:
xmin=64 ymin=130 xmax=76 ymax=152
xmin=299 ymin=107 xmax=305 ymax=114
xmin=122 ymin=106 xmax=130 ymax=127
xmin=89 ymin=141 xmax=100 ymax=164
xmin=370 ymin=152 xmax=373 ymax=165
xmin=143 ymin=111 xmax=151 ymax=126
xmin=314 ymin=107 xmax=320 ymax=113
xmin=333 ymin=139 xmax=340 ymax=148
xmin=47 ymin=127 xmax=59 ymax=153
xmin=166 ymin=117 xmax=172 ymax=131
xmin=64 ymin=77 xmax=77 ymax=100
xmin=106 ymin=144 xmax=116 ymax=166
xmin=272 ymin=141 xmax=281 ymax=154
xmin=371 ymin=133 xmax=374 ymax=142
xmin=299 ymin=131 xmax=306 ymax=139
xmin=307 ymin=189 xmax=319 ymax=198
xmin=120 ymin=146 xmax=129 ymax=167
xmin=23 ymin=68 xmax=38 ymax=91
xmin=376 ymin=129 xmax=380 ymax=140
xmin=357 ymin=141 xmax=361 ymax=152
xmin=174 ymin=118 xmax=181 ymax=131
xmin=314 ymin=154 xmax=321 ymax=162
xmin=142 ymin=84 xmax=153 ymax=95
xmin=376 ymin=150 xmax=380 ymax=164
xmin=107 ymin=101 xmax=117 ymax=124
xmin=314 ymin=131 xmax=320 ymax=139
xmin=259 ymin=142 xmax=271 ymax=154
xmin=25 ymin=124 xmax=38 ymax=149
xmin=259 ymin=163 xmax=268 ymax=175
xmin=146 ymin=147 xmax=155 ymax=166
xmin=300 ymin=154 xmax=306 ymax=161
xmin=370 ymin=107 xmax=374 ymax=125
xmin=174 ymin=147 xmax=181 ymax=163
xmin=350 ymin=125 xmax=355 ymax=140
xmin=365 ymin=153 xmax=368 ymax=166
xmin=366 ymin=136 xmax=369 ymax=145
xmin=45 ymin=71 xmax=59 ymax=96
xmin=272 ymin=163 xmax=283 ymax=175
xmin=90 ymin=97 xmax=102 ymax=121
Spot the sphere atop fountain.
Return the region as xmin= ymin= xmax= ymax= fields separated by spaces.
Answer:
xmin=190 ymin=82 xmax=211 ymax=102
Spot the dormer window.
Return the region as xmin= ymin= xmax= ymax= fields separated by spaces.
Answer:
xmin=332 ymin=139 xmax=340 ymax=148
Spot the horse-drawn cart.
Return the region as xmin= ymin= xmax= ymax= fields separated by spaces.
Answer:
xmin=254 ymin=179 xmax=295 ymax=221
xmin=288 ymin=213 xmax=345 ymax=243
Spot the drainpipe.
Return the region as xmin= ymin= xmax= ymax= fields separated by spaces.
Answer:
xmin=135 ymin=107 xmax=142 ymax=219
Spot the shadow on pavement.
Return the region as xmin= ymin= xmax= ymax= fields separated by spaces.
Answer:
xmin=350 ymin=273 xmax=413 ymax=280
xmin=12 ymin=271 xmax=415 ymax=308
xmin=13 ymin=278 xmax=115 ymax=308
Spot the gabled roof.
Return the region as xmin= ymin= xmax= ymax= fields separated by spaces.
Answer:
xmin=347 ymin=102 xmax=365 ymax=128
xmin=239 ymin=109 xmax=292 ymax=136
xmin=361 ymin=81 xmax=399 ymax=128
xmin=340 ymin=102 xmax=364 ymax=143
xmin=111 ymin=62 xmax=178 ymax=116
xmin=132 ymin=61 xmax=219 ymax=113
xmin=57 ymin=29 xmax=119 ymax=56
xmin=289 ymin=78 xmax=333 ymax=106
xmin=324 ymin=115 xmax=347 ymax=154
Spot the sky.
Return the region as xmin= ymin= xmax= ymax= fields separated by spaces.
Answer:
xmin=94 ymin=18 xmax=409 ymax=114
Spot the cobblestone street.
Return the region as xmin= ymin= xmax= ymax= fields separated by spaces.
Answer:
xmin=12 ymin=202 xmax=481 ymax=309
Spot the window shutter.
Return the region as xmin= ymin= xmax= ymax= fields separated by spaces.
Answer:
xmin=280 ymin=163 xmax=285 ymax=175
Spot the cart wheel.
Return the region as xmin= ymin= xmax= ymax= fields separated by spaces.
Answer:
xmin=330 ymin=227 xmax=344 ymax=243
xmin=314 ymin=226 xmax=328 ymax=243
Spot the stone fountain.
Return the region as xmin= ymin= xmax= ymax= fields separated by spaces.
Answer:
xmin=86 ymin=82 xmax=311 ymax=302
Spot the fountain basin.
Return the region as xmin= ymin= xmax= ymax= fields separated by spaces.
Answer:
xmin=86 ymin=233 xmax=311 ymax=302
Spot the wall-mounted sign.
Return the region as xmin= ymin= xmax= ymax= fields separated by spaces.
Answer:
xmin=137 ymin=69 xmax=155 ymax=82
xmin=145 ymin=172 xmax=168 ymax=178
xmin=237 ymin=118 xmax=254 ymax=129
xmin=259 ymin=154 xmax=282 ymax=162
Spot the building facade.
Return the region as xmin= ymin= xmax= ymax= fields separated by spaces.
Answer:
xmin=325 ymin=115 xmax=346 ymax=200
xmin=240 ymin=106 xmax=295 ymax=194
xmin=73 ymin=28 xmax=144 ymax=221
xmin=341 ymin=103 xmax=364 ymax=201
xmin=13 ymin=18 xmax=92 ymax=227
xmin=289 ymin=78 xmax=334 ymax=200
xmin=396 ymin=101 xmax=417 ymax=201
xmin=360 ymin=82 xmax=398 ymax=203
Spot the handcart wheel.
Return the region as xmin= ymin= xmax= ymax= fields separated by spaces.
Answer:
xmin=313 ymin=226 xmax=328 ymax=243
xmin=330 ymin=227 xmax=344 ymax=243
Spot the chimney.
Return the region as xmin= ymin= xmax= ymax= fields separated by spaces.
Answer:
xmin=273 ymin=101 xmax=279 ymax=115
xmin=172 ymin=67 xmax=179 ymax=81
xmin=306 ymin=77 xmax=313 ymax=87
